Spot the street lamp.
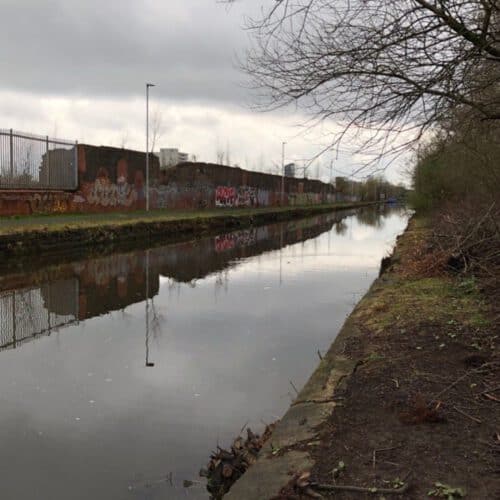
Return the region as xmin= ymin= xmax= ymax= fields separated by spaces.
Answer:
xmin=281 ymin=142 xmax=286 ymax=205
xmin=145 ymin=83 xmax=155 ymax=211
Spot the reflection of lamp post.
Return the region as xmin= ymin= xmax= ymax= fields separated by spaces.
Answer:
xmin=281 ymin=142 xmax=286 ymax=205
xmin=145 ymin=83 xmax=155 ymax=212
xmin=145 ymin=249 xmax=155 ymax=367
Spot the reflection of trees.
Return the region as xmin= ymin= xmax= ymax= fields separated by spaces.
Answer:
xmin=150 ymin=297 xmax=166 ymax=340
xmin=356 ymin=207 xmax=384 ymax=228
xmin=334 ymin=220 xmax=348 ymax=235
xmin=214 ymin=269 xmax=230 ymax=298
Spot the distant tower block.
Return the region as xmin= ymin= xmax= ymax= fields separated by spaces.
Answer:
xmin=157 ymin=148 xmax=190 ymax=169
xmin=284 ymin=163 xmax=295 ymax=177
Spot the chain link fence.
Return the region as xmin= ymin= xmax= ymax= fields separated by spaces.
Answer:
xmin=0 ymin=129 xmax=78 ymax=190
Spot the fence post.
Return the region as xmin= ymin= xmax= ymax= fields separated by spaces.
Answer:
xmin=46 ymin=135 xmax=50 ymax=187
xmin=74 ymin=140 xmax=78 ymax=189
xmin=9 ymin=129 xmax=13 ymax=181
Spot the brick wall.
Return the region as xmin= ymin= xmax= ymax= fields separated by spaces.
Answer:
xmin=0 ymin=146 xmax=335 ymax=215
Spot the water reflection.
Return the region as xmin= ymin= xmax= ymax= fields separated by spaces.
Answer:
xmin=0 ymin=204 xmax=407 ymax=500
xmin=0 ymin=208 xmax=371 ymax=353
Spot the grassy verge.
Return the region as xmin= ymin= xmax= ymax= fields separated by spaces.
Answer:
xmin=0 ymin=203 xmax=363 ymax=235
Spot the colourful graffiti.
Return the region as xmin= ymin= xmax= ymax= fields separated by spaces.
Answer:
xmin=215 ymin=186 xmax=258 ymax=207
xmin=215 ymin=186 xmax=236 ymax=207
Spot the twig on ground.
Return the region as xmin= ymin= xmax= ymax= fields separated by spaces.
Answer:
xmin=453 ymin=406 xmax=482 ymax=424
xmin=432 ymin=362 xmax=496 ymax=402
xmin=483 ymin=393 xmax=500 ymax=403
xmin=372 ymin=445 xmax=401 ymax=468
xmin=311 ymin=480 xmax=409 ymax=495
xmin=479 ymin=385 xmax=500 ymax=395
xmin=310 ymin=470 xmax=411 ymax=496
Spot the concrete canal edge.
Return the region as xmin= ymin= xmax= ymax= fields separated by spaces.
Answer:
xmin=0 ymin=203 xmax=374 ymax=258
xmin=225 ymin=221 xmax=408 ymax=500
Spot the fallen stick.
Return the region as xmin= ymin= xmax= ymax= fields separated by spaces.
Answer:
xmin=453 ymin=406 xmax=482 ymax=424
xmin=483 ymin=393 xmax=500 ymax=403
xmin=311 ymin=470 xmax=411 ymax=496
xmin=311 ymin=481 xmax=409 ymax=495
xmin=372 ymin=445 xmax=401 ymax=468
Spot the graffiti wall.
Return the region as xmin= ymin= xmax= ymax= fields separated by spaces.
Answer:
xmin=0 ymin=190 xmax=75 ymax=216
xmin=72 ymin=145 xmax=160 ymax=212
xmin=0 ymin=146 xmax=336 ymax=215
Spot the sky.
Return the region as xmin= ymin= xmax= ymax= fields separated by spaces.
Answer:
xmin=0 ymin=0 xmax=408 ymax=184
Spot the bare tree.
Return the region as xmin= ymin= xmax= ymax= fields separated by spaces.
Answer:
xmin=120 ymin=130 xmax=129 ymax=149
xmin=223 ymin=0 xmax=500 ymax=166
xmin=216 ymin=148 xmax=225 ymax=164
xmin=150 ymin=109 xmax=164 ymax=152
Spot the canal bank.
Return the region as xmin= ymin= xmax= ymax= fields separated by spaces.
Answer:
xmin=225 ymin=216 xmax=498 ymax=499
xmin=0 ymin=203 xmax=372 ymax=259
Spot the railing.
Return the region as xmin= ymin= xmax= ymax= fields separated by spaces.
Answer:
xmin=0 ymin=280 xmax=79 ymax=350
xmin=0 ymin=129 xmax=78 ymax=190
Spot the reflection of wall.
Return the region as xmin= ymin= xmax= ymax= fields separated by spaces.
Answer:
xmin=41 ymin=278 xmax=78 ymax=316
xmin=75 ymin=252 xmax=159 ymax=319
xmin=1 ymin=207 xmax=384 ymax=353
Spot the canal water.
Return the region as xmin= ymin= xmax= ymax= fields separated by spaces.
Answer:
xmin=0 ymin=206 xmax=408 ymax=500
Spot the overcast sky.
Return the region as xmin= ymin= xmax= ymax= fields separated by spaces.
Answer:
xmin=0 ymin=0 xmax=407 ymax=184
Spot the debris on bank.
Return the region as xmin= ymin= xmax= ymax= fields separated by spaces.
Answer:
xmin=200 ymin=423 xmax=277 ymax=499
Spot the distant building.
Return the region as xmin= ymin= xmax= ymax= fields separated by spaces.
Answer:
xmin=284 ymin=163 xmax=295 ymax=177
xmin=157 ymin=148 xmax=190 ymax=169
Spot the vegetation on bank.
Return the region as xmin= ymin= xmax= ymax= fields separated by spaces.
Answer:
xmin=409 ymin=110 xmax=500 ymax=301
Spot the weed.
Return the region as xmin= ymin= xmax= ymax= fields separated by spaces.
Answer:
xmin=428 ymin=481 xmax=466 ymax=498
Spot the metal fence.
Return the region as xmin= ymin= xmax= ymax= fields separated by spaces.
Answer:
xmin=0 ymin=129 xmax=78 ymax=190
xmin=0 ymin=280 xmax=79 ymax=351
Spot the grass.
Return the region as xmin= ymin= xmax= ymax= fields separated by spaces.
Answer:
xmin=0 ymin=203 xmax=361 ymax=235
xmin=351 ymin=216 xmax=491 ymax=356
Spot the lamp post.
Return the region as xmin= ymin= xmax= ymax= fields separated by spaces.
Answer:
xmin=281 ymin=142 xmax=286 ymax=205
xmin=145 ymin=83 xmax=155 ymax=211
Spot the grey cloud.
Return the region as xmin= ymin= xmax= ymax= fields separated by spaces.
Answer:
xmin=0 ymin=0 xmax=262 ymax=104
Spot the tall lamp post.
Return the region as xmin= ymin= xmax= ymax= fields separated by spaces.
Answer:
xmin=145 ymin=83 xmax=155 ymax=211
xmin=280 ymin=142 xmax=286 ymax=205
